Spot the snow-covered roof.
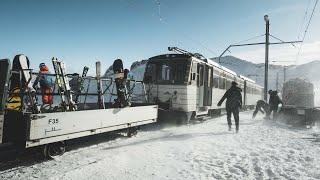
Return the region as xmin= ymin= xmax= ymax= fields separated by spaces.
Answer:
xmin=206 ymin=59 xmax=237 ymax=76
xmin=239 ymin=75 xmax=255 ymax=83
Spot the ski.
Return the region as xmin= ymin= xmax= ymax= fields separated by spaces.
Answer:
xmin=52 ymin=58 xmax=67 ymax=111
xmin=96 ymin=61 xmax=105 ymax=109
xmin=80 ymin=66 xmax=89 ymax=89
xmin=52 ymin=58 xmax=76 ymax=111
xmin=73 ymin=66 xmax=89 ymax=104
xmin=58 ymin=60 xmax=76 ymax=111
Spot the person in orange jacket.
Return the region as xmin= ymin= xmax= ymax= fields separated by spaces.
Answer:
xmin=33 ymin=63 xmax=54 ymax=105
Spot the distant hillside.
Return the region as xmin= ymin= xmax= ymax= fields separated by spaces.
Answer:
xmin=124 ymin=55 xmax=320 ymax=92
xmin=211 ymin=56 xmax=320 ymax=90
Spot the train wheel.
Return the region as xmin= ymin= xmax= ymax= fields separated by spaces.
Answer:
xmin=127 ymin=127 xmax=138 ymax=137
xmin=43 ymin=141 xmax=66 ymax=159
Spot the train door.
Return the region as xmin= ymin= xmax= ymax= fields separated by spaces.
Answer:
xmin=0 ymin=59 xmax=10 ymax=144
xmin=197 ymin=64 xmax=204 ymax=107
xmin=203 ymin=65 xmax=212 ymax=106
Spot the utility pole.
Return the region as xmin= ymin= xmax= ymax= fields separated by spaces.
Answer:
xmin=264 ymin=15 xmax=269 ymax=101
xmin=218 ymin=15 xmax=302 ymax=99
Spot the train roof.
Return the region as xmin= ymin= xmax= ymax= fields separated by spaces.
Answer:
xmin=239 ymin=75 xmax=255 ymax=83
xmin=205 ymin=58 xmax=237 ymax=76
xmin=149 ymin=53 xmax=191 ymax=61
xmin=147 ymin=53 xmax=261 ymax=85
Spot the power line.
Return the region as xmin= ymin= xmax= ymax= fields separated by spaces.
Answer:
xmin=122 ymin=0 xmax=219 ymax=57
xmin=301 ymin=0 xmax=318 ymax=43
xmin=152 ymin=0 xmax=223 ymax=56
xmin=297 ymin=0 xmax=311 ymax=40
xmin=296 ymin=0 xmax=319 ymax=61
xmin=234 ymin=34 xmax=265 ymax=45
xmin=155 ymin=0 xmax=162 ymax=21
xmin=269 ymin=34 xmax=297 ymax=48
xmin=152 ymin=1 xmax=219 ymax=56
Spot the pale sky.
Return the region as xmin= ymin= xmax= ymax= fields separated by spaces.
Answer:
xmin=0 ymin=0 xmax=319 ymax=73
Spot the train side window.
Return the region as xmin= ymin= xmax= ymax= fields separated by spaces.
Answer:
xmin=208 ymin=67 xmax=212 ymax=87
xmin=219 ymin=76 xmax=226 ymax=89
xmin=213 ymin=69 xmax=219 ymax=88
xmin=174 ymin=63 xmax=186 ymax=83
xmin=213 ymin=74 xmax=219 ymax=88
xmin=197 ymin=65 xmax=200 ymax=86
xmin=158 ymin=64 xmax=171 ymax=82
xmin=191 ymin=62 xmax=197 ymax=81
xmin=144 ymin=63 xmax=156 ymax=83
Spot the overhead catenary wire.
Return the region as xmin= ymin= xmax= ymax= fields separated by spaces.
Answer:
xmin=123 ymin=0 xmax=219 ymax=57
xmin=233 ymin=34 xmax=265 ymax=45
xmin=154 ymin=0 xmax=219 ymax=56
xmin=219 ymin=34 xmax=265 ymax=56
xmin=155 ymin=0 xmax=162 ymax=21
xmin=297 ymin=0 xmax=311 ymax=40
xmin=296 ymin=0 xmax=319 ymax=61
xmin=269 ymin=34 xmax=297 ymax=48
xmin=301 ymin=0 xmax=318 ymax=43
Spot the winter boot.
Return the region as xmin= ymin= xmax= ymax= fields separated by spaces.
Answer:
xmin=228 ymin=125 xmax=232 ymax=131
xmin=236 ymin=126 xmax=239 ymax=133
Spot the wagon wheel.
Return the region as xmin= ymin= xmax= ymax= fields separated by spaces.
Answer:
xmin=43 ymin=141 xmax=66 ymax=159
xmin=127 ymin=127 xmax=138 ymax=137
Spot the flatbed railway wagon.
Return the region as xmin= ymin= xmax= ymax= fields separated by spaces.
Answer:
xmin=0 ymin=56 xmax=158 ymax=158
xmin=142 ymin=47 xmax=263 ymax=122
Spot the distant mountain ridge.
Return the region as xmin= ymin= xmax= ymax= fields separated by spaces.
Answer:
xmin=121 ymin=55 xmax=320 ymax=91
xmin=211 ymin=56 xmax=320 ymax=90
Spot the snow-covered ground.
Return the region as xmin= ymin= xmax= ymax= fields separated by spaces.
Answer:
xmin=1 ymin=111 xmax=320 ymax=180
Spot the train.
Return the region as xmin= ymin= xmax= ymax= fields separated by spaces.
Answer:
xmin=141 ymin=47 xmax=264 ymax=122
xmin=0 ymin=48 xmax=263 ymax=159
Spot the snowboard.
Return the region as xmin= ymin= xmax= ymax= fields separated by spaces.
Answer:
xmin=3 ymin=55 xmax=32 ymax=145
xmin=112 ymin=59 xmax=129 ymax=107
xmin=6 ymin=55 xmax=31 ymax=111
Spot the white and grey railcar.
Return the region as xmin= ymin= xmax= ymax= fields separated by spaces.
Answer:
xmin=143 ymin=53 xmax=263 ymax=121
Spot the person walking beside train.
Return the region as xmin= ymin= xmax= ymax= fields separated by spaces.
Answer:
xmin=217 ymin=81 xmax=242 ymax=133
xmin=268 ymin=90 xmax=283 ymax=120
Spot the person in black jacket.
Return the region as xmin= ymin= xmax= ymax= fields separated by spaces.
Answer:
xmin=218 ymin=81 xmax=242 ymax=132
xmin=252 ymin=100 xmax=270 ymax=119
xmin=268 ymin=90 xmax=283 ymax=120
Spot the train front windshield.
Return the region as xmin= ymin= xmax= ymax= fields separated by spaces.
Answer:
xmin=144 ymin=59 xmax=190 ymax=85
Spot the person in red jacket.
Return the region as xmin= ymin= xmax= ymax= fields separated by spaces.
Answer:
xmin=33 ymin=63 xmax=54 ymax=106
